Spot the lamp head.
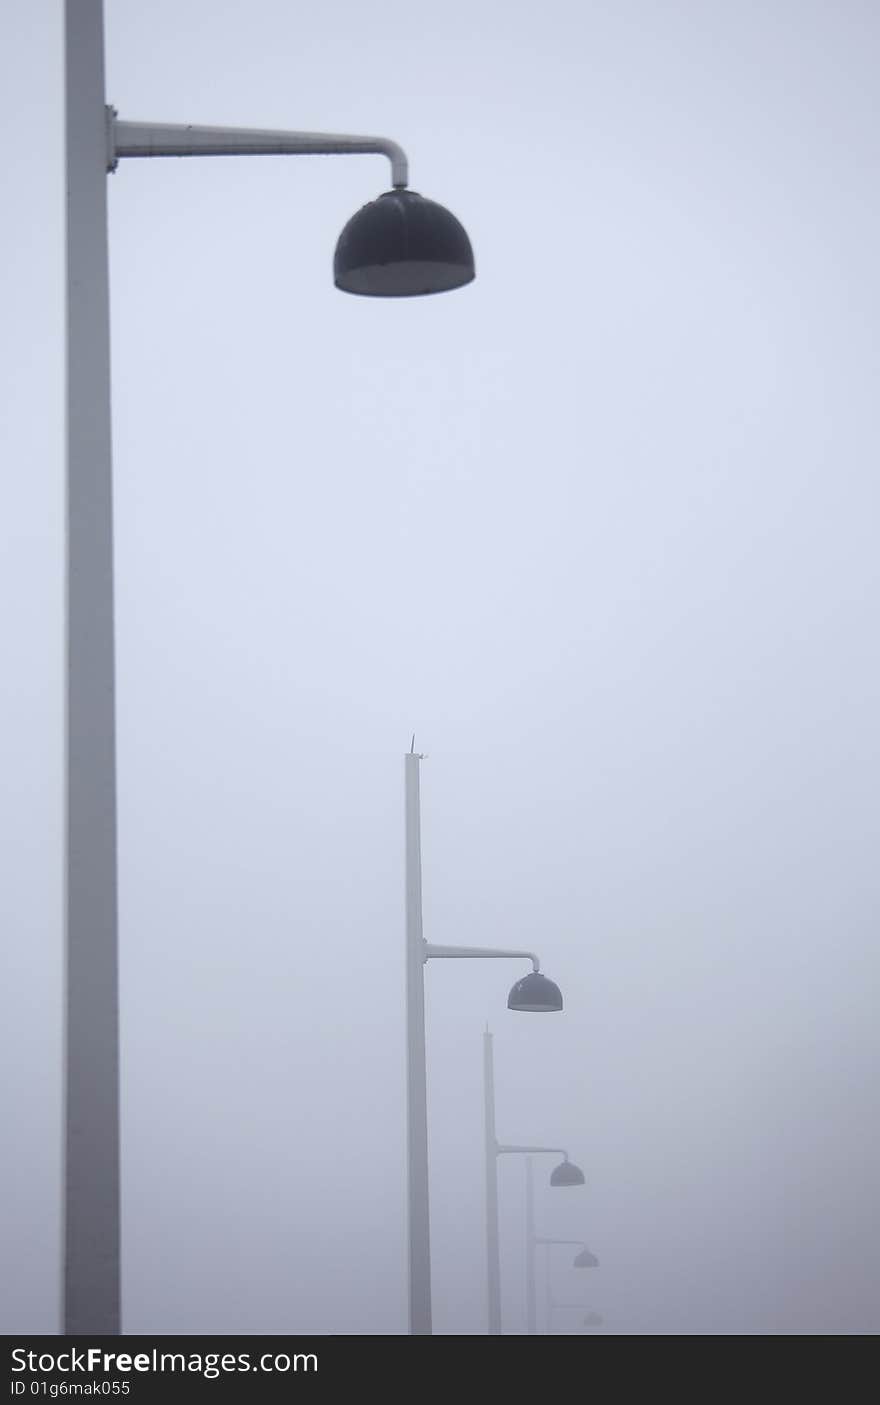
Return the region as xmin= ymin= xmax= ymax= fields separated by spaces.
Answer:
xmin=334 ymin=189 xmax=475 ymax=296
xmin=574 ymin=1248 xmax=599 ymax=1268
xmin=550 ymin=1159 xmax=585 ymax=1187
xmin=507 ymin=971 xmax=563 ymax=1013
xmin=583 ymin=1312 xmax=603 ymax=1327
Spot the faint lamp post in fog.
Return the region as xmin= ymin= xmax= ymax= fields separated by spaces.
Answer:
xmin=65 ymin=0 xmax=475 ymax=1337
xmin=547 ymin=1297 xmax=604 ymax=1333
xmin=405 ymin=750 xmax=565 ymax=1335
xmin=545 ymin=1276 xmax=605 ymax=1333
xmin=482 ymin=1029 xmax=585 ymax=1334
xmin=533 ymin=1237 xmax=599 ymax=1335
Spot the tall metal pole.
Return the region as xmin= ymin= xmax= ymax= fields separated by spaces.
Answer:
xmin=405 ymin=751 xmax=431 ymax=1334
xmin=526 ymin=1156 xmax=537 ymax=1334
xmin=483 ymin=1029 xmax=502 ymax=1335
xmin=63 ymin=0 xmax=120 ymax=1335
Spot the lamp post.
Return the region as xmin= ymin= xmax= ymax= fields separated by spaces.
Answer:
xmin=527 ymin=1146 xmax=598 ymax=1336
xmin=532 ymin=1237 xmax=599 ymax=1335
xmin=405 ymin=752 xmax=564 ymax=1335
xmin=64 ymin=0 xmax=475 ymax=1336
xmin=546 ymin=1293 xmax=604 ymax=1333
xmin=545 ymin=1267 xmax=604 ymax=1333
xmin=482 ymin=1030 xmax=584 ymax=1335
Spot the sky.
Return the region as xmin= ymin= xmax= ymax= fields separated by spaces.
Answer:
xmin=1 ymin=0 xmax=879 ymax=1336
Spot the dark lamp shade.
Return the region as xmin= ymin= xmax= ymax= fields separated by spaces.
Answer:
xmin=334 ymin=189 xmax=475 ymax=296
xmin=550 ymin=1160 xmax=585 ymax=1187
xmin=507 ymin=971 xmax=563 ymax=1013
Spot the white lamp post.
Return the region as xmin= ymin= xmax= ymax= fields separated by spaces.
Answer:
xmin=64 ymin=0 xmax=474 ymax=1336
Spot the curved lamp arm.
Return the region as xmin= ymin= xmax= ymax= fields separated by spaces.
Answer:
xmin=424 ymin=944 xmax=540 ymax=971
xmin=108 ymin=111 xmax=409 ymax=187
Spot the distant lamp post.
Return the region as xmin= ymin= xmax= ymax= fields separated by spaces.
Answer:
xmin=542 ymin=1242 xmax=603 ymax=1336
xmin=547 ymin=1298 xmax=605 ymax=1333
xmin=523 ymin=1156 xmax=592 ymax=1333
xmin=533 ymin=1237 xmax=599 ymax=1334
xmin=405 ymin=752 xmax=563 ymax=1335
xmin=64 ymin=0 xmax=475 ymax=1337
xmin=482 ymin=1029 xmax=583 ymax=1334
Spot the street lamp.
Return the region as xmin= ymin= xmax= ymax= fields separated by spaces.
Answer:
xmin=523 ymin=1156 xmax=588 ymax=1334
xmin=541 ymin=1245 xmax=602 ymax=1336
xmin=64 ymin=0 xmax=475 ymax=1336
xmin=482 ymin=1029 xmax=584 ymax=1334
xmin=547 ymin=1298 xmax=605 ymax=1333
xmin=111 ymin=120 xmax=475 ymax=296
xmin=545 ymin=1274 xmax=605 ymax=1332
xmin=405 ymin=752 xmax=564 ymax=1335
xmin=533 ymin=1237 xmax=599 ymax=1335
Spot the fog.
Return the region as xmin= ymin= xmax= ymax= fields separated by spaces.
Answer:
xmin=1 ymin=0 xmax=879 ymax=1336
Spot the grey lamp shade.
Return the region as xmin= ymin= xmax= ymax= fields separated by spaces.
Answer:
xmin=550 ymin=1159 xmax=585 ymax=1187
xmin=583 ymin=1312 xmax=603 ymax=1327
xmin=574 ymin=1248 xmax=599 ymax=1268
xmin=334 ymin=189 xmax=475 ymax=296
xmin=507 ymin=971 xmax=563 ymax=1012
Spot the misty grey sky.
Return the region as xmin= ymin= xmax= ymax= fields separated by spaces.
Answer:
xmin=2 ymin=0 xmax=879 ymax=1335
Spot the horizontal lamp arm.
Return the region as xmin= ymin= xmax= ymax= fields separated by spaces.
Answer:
xmin=424 ymin=943 xmax=540 ymax=970
xmin=535 ymin=1238 xmax=585 ymax=1247
xmin=495 ymin=1144 xmax=570 ymax=1158
xmin=108 ymin=111 xmax=409 ymax=187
